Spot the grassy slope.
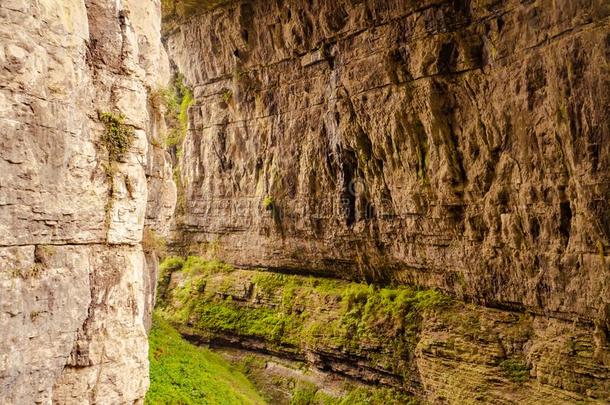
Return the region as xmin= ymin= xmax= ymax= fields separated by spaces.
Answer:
xmin=146 ymin=314 xmax=266 ymax=405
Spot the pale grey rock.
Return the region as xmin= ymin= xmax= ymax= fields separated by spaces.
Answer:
xmin=0 ymin=0 xmax=174 ymax=403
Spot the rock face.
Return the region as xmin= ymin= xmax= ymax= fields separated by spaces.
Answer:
xmin=166 ymin=0 xmax=610 ymax=328
xmin=0 ymin=0 xmax=174 ymax=403
xmin=161 ymin=0 xmax=610 ymax=402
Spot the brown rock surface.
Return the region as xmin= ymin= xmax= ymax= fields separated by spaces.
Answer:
xmin=166 ymin=0 xmax=610 ymax=326
xmin=161 ymin=0 xmax=610 ymax=402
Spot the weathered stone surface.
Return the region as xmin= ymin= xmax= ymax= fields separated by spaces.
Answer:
xmin=161 ymin=0 xmax=610 ymax=402
xmin=0 ymin=0 xmax=173 ymax=403
xmin=52 ymin=246 xmax=149 ymax=404
xmin=0 ymin=245 xmax=90 ymax=404
xmin=166 ymin=0 xmax=610 ymax=327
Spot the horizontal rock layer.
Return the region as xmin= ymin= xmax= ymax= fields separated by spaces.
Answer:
xmin=166 ymin=0 xmax=610 ymax=328
xmin=158 ymin=260 xmax=610 ymax=404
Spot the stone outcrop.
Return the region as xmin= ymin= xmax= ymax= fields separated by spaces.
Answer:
xmin=0 ymin=0 xmax=174 ymax=403
xmin=1 ymin=0 xmax=608 ymax=403
xmin=166 ymin=0 xmax=610 ymax=328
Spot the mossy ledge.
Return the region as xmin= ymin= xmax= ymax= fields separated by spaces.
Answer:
xmin=156 ymin=257 xmax=441 ymax=391
xmin=155 ymin=256 xmax=610 ymax=402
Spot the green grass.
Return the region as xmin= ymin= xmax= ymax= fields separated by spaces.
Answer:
xmin=146 ymin=314 xmax=266 ymax=405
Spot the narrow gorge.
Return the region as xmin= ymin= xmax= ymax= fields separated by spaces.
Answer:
xmin=1 ymin=0 xmax=609 ymax=404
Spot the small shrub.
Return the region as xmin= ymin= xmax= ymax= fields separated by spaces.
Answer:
xmin=499 ymin=358 xmax=531 ymax=382
xmin=99 ymin=111 xmax=134 ymax=161
xmin=222 ymin=89 xmax=233 ymax=104
xmin=156 ymin=74 xmax=193 ymax=150
xmin=160 ymin=256 xmax=185 ymax=273
xmin=412 ymin=289 xmax=452 ymax=310
xmin=290 ymin=381 xmax=317 ymax=405
xmin=262 ymin=195 xmax=274 ymax=210
xmin=179 ymin=87 xmax=193 ymax=132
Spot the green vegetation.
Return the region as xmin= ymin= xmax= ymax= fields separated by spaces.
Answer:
xmin=146 ymin=314 xmax=265 ymax=405
xmin=290 ymin=383 xmax=419 ymax=405
xmin=499 ymin=358 xmax=531 ymax=383
xmin=153 ymin=73 xmax=194 ymax=149
xmin=290 ymin=382 xmax=318 ymax=405
xmin=156 ymin=256 xmax=452 ymax=376
xmin=223 ymin=350 xmax=420 ymax=405
xmin=262 ymin=195 xmax=274 ymax=210
xmin=326 ymin=387 xmax=418 ymax=405
xmin=99 ymin=111 xmax=134 ymax=161
xmin=151 ymin=256 xmax=435 ymax=404
xmin=222 ymin=89 xmax=233 ymax=104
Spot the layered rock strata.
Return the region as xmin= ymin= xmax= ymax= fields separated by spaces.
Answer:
xmin=166 ymin=0 xmax=610 ymax=328
xmin=160 ymin=0 xmax=610 ymax=402
xmin=158 ymin=261 xmax=610 ymax=404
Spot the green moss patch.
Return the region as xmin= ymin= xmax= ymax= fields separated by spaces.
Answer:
xmin=156 ymin=73 xmax=194 ymax=150
xmin=99 ymin=111 xmax=134 ymax=161
xmin=156 ymin=256 xmax=452 ymax=378
xmin=499 ymin=358 xmax=531 ymax=383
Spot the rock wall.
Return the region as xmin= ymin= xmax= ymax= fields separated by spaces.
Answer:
xmin=0 ymin=0 xmax=174 ymax=403
xmin=166 ymin=0 xmax=610 ymax=327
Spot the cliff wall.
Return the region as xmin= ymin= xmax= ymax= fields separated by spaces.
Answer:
xmin=0 ymin=0 xmax=174 ymax=403
xmin=160 ymin=1 xmax=610 ymax=402
xmin=166 ymin=0 xmax=610 ymax=327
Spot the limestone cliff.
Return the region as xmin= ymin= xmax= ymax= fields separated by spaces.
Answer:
xmin=160 ymin=0 xmax=610 ymax=403
xmin=0 ymin=0 xmax=174 ymax=403
xmin=1 ymin=0 xmax=609 ymax=403
xmin=166 ymin=0 xmax=610 ymax=332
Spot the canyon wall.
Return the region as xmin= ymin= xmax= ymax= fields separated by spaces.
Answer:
xmin=166 ymin=0 xmax=610 ymax=328
xmin=161 ymin=0 xmax=610 ymax=402
xmin=0 ymin=0 xmax=174 ymax=403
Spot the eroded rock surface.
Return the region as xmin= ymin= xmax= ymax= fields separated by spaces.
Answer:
xmin=0 ymin=0 xmax=174 ymax=403
xmin=161 ymin=0 xmax=610 ymax=402
xmin=166 ymin=0 xmax=610 ymax=326
xmin=158 ymin=263 xmax=610 ymax=404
